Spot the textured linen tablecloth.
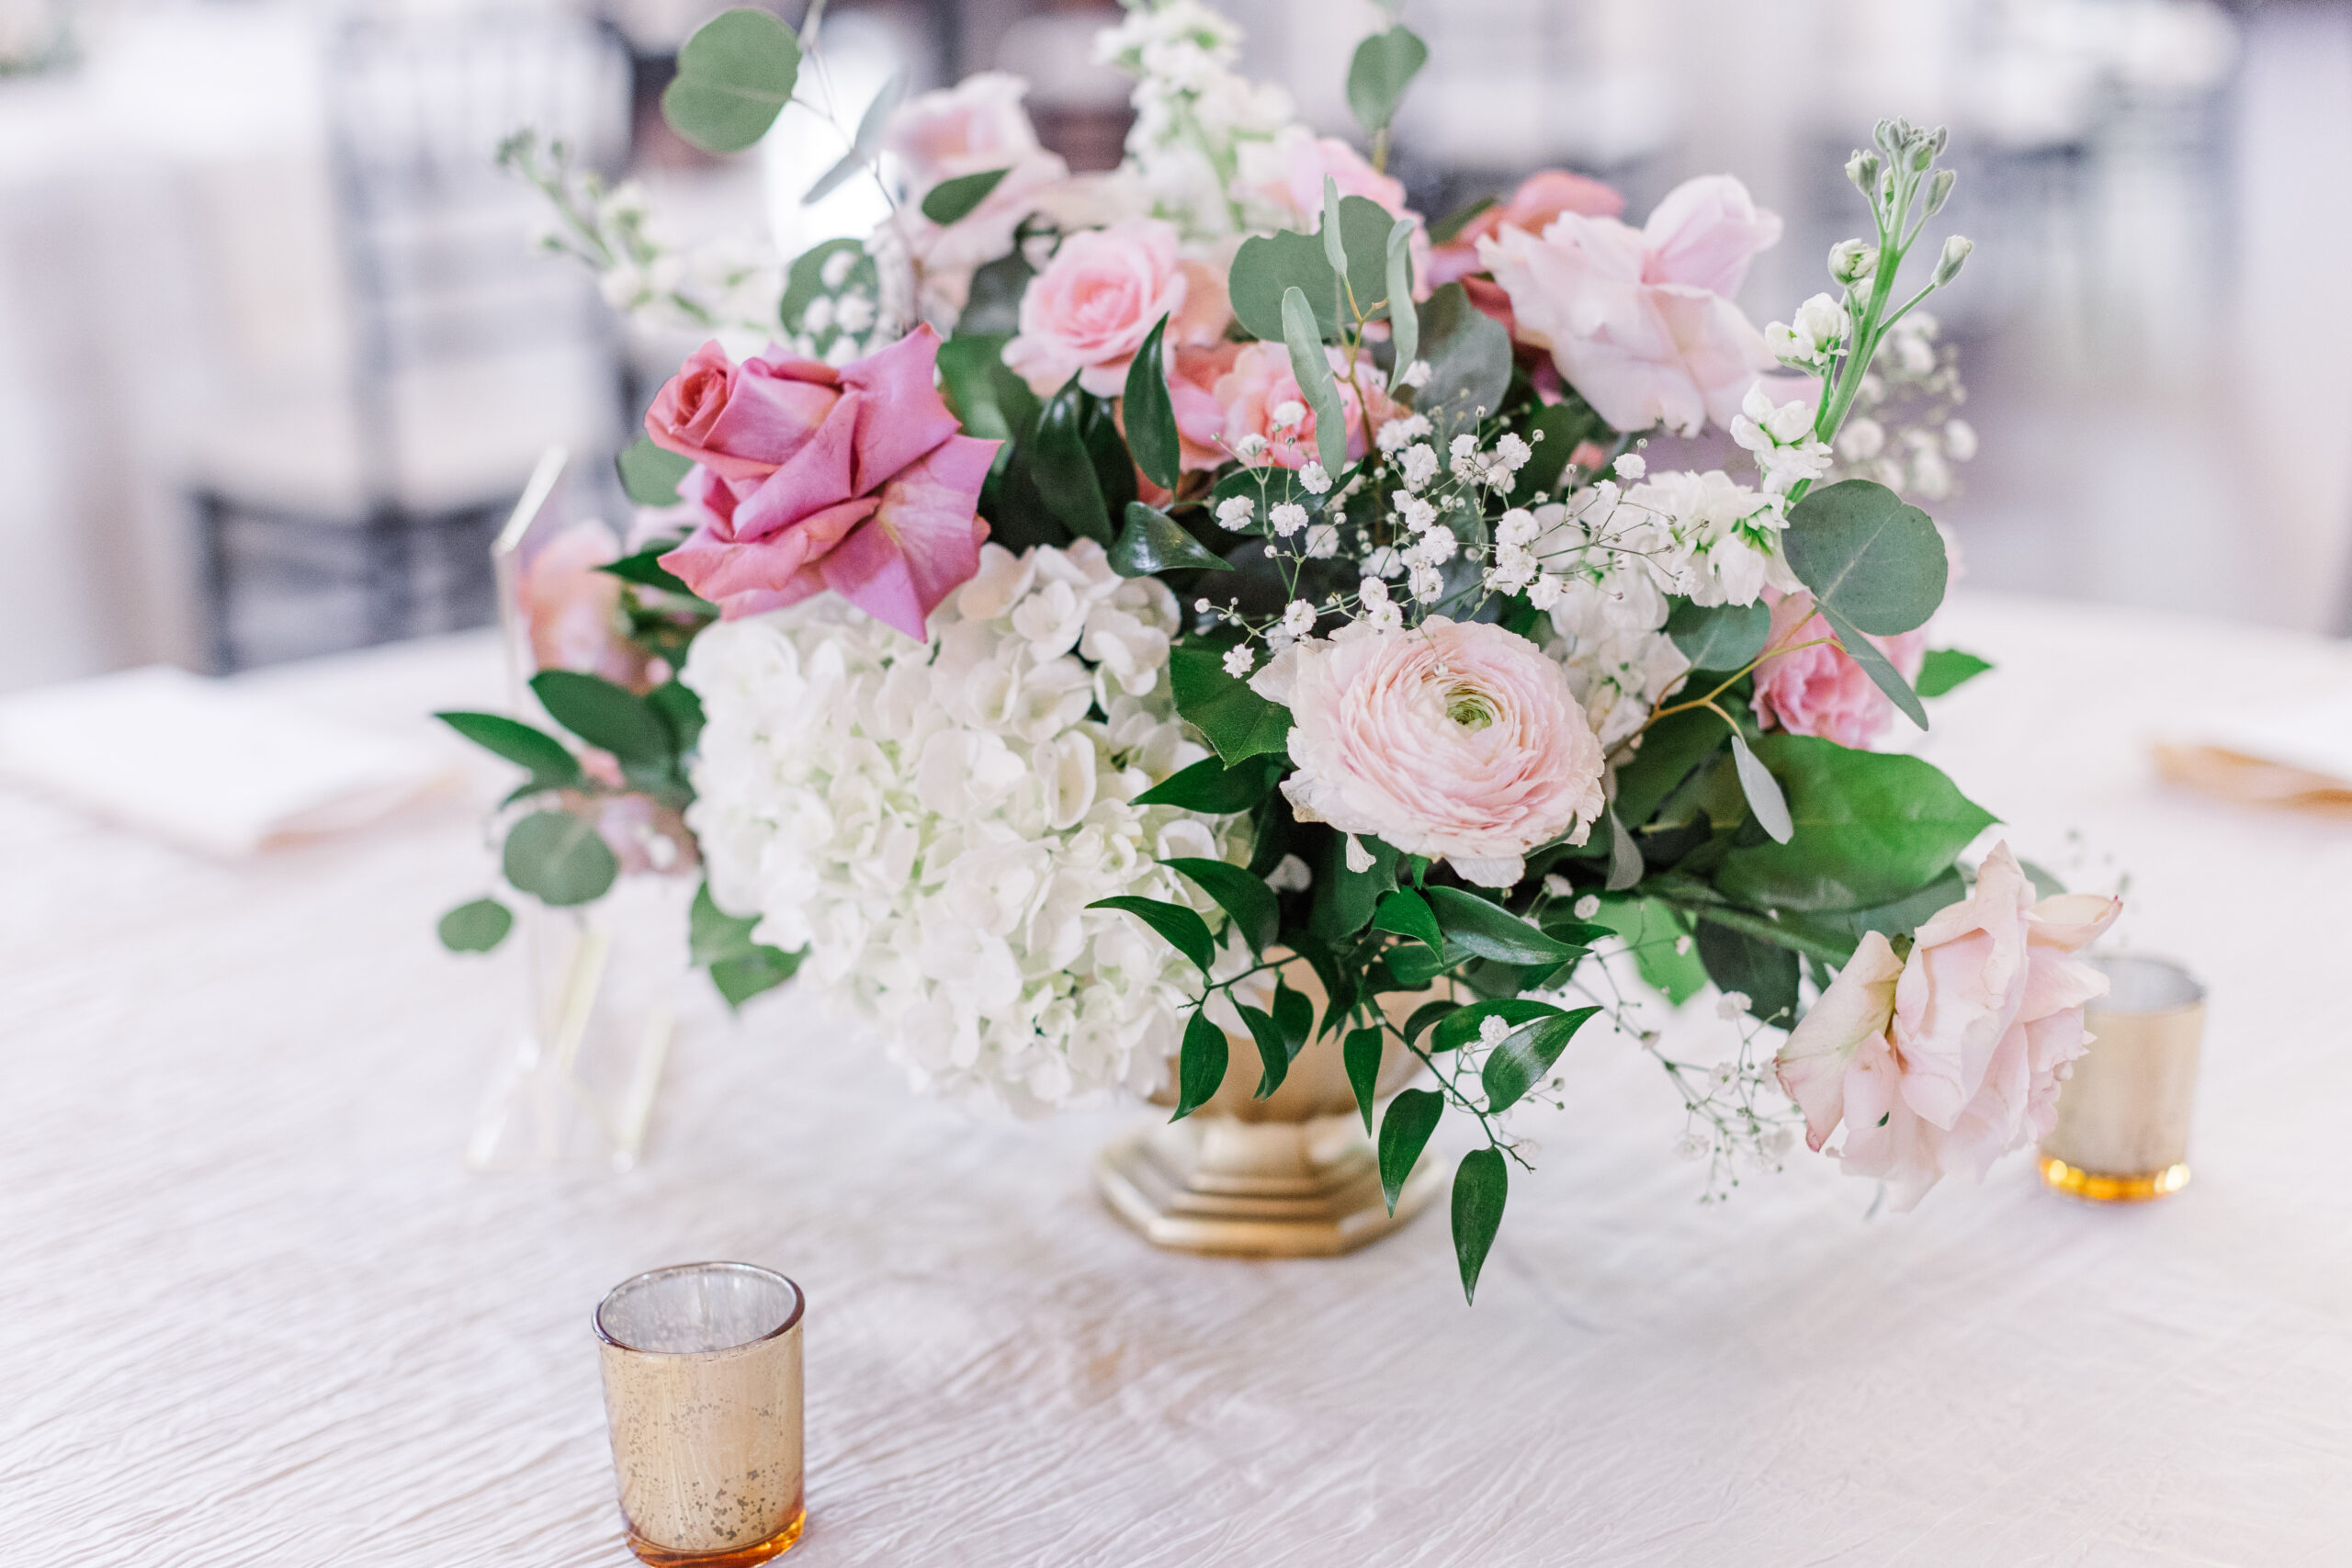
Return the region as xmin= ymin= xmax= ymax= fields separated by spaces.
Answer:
xmin=6 ymin=594 xmax=2350 ymax=1567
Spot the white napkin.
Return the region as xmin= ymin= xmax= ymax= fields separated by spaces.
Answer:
xmin=2154 ymin=696 xmax=2352 ymax=814
xmin=0 ymin=665 xmax=458 ymax=856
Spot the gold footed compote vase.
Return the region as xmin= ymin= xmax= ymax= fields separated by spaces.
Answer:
xmin=1095 ymin=953 xmax=1442 ymax=1257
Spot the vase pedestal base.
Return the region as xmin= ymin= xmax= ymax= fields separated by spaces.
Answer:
xmin=1094 ymin=1114 xmax=1442 ymax=1258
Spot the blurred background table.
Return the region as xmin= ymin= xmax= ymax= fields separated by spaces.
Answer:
xmin=6 ymin=592 xmax=2351 ymax=1565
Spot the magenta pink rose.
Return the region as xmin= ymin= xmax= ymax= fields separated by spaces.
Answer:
xmin=1775 ymin=843 xmax=2122 ymax=1209
xmin=650 ymin=327 xmax=1000 ymax=640
xmin=1212 ymin=342 xmax=1401 ymax=472
xmin=1249 ymin=618 xmax=1607 ymax=887
xmin=1428 ymin=168 xmax=1626 ymax=287
xmin=1477 ymin=174 xmax=1783 ymax=434
xmin=1750 ymin=589 xmax=1928 ymax=749
xmin=1002 ymin=218 xmax=1189 ymax=398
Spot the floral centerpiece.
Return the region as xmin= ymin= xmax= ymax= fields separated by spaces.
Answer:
xmin=440 ymin=0 xmax=2120 ymax=1299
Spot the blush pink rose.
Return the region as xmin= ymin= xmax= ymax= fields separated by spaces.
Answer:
xmin=1750 ymin=589 xmax=1928 ymax=749
xmin=1273 ymin=131 xmax=1408 ymax=221
xmin=1428 ymin=168 xmax=1626 ymax=287
xmin=1212 ymin=342 xmax=1400 ymax=471
xmin=1478 ymin=174 xmax=1783 ymax=434
xmin=519 ymin=522 xmax=652 ymax=691
xmin=1775 ymin=842 xmax=2122 ymax=1210
xmin=883 ymin=73 xmax=1070 ymax=323
xmin=1002 ymin=218 xmax=1189 ymax=398
xmin=651 ymin=327 xmax=1000 ymax=640
xmin=1250 ymin=618 xmax=1607 ymax=887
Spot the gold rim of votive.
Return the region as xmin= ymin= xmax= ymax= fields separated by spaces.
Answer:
xmin=2038 ymin=1154 xmax=2192 ymax=1203
xmin=594 ymin=1262 xmax=805 ymax=1356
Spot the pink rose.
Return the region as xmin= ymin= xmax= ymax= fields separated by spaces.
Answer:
xmin=1775 ymin=843 xmax=2122 ymax=1209
xmin=519 ymin=522 xmax=652 ymax=691
xmin=1478 ymin=174 xmax=1783 ymax=434
xmin=883 ymin=71 xmax=1043 ymax=189
xmin=1212 ymin=341 xmax=1400 ymax=471
xmin=1275 ymin=132 xmax=1408 ymax=223
xmin=1428 ymin=168 xmax=1625 ymax=287
xmin=1249 ymin=618 xmax=1607 ymax=887
xmin=1750 ymin=589 xmax=1928 ymax=749
xmin=651 ymin=328 xmax=1000 ymax=640
xmin=1002 ymin=218 xmax=1189 ymax=398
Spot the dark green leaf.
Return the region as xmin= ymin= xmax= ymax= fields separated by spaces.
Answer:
xmin=1430 ymin=997 xmax=1565 ymax=1055
xmin=647 ymin=681 xmax=705 ymax=754
xmin=1480 ymin=1008 xmax=1598 ymax=1111
xmin=1172 ymin=1007 xmax=1228 ymax=1120
xmin=688 ymin=879 xmax=762 ymax=965
xmin=1371 ymin=888 xmax=1444 ymax=953
xmin=1382 ymin=942 xmax=1449 ymax=988
xmin=1309 ymin=831 xmax=1398 ymax=941
xmin=1378 ymin=1087 xmax=1443 ymax=1213
xmin=1133 ymin=752 xmax=1284 ymax=813
xmin=956 ymin=248 xmax=1034 ymax=337
xmin=1343 ymin=1026 xmax=1385 ymax=1134
xmin=920 ymin=166 xmax=1010 ymax=225
xmin=599 ymin=547 xmax=699 ymax=600
xmin=1031 ymin=378 xmax=1113 ymax=544
xmin=661 ymin=7 xmax=802 ymax=154
xmin=1087 ymin=895 xmax=1216 ymax=975
xmin=1713 ymin=735 xmax=1993 ymax=912
xmin=529 ymin=671 xmax=672 ymax=764
xmin=1122 ymin=314 xmax=1182 ymax=491
xmin=1283 ymin=929 xmax=1355 ymax=1040
xmin=937 ymin=333 xmax=1040 ymax=444
xmin=1162 ymin=857 xmax=1279 ymax=953
xmin=1666 ymin=598 xmax=1771 ymax=671
xmin=503 ymin=809 xmax=619 ymax=908
xmin=615 ymin=437 xmax=694 ymax=506
xmin=1671 ymin=899 xmax=1855 ymax=966
xmin=1109 ymin=502 xmax=1231 ymax=577
xmin=1695 ymin=920 xmax=1800 ymax=1026
xmin=1406 ymin=282 xmax=1511 ymax=441
xmin=1782 ymin=479 xmax=1949 ymax=635
xmin=1166 ymin=644 xmax=1292 ymax=762
xmin=1916 ymin=649 xmax=1993 ymax=698
xmin=1425 ymin=885 xmax=1584 ymax=965
xmin=1728 ymin=729 xmax=1792 ymax=843
xmin=434 ymin=711 xmax=581 ymax=787
xmin=437 ymin=897 xmax=513 ymax=953
xmin=1272 ymin=979 xmax=1313 ymax=1057
xmin=1080 ymin=391 xmax=1139 ymax=527
xmin=709 ymin=944 xmax=803 ymax=1009
xmin=1428 ymin=194 xmax=1497 ymax=245
xmin=1403 ymin=998 xmax=1458 ymax=1045
xmin=1236 ymin=1002 xmax=1295 ymax=1099
xmin=1347 ymin=25 xmax=1429 ymax=134
xmin=1452 ymin=1146 xmax=1509 ymax=1303
xmin=1611 ymin=705 xmax=1731 ymax=829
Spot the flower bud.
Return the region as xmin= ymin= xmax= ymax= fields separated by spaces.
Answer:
xmin=1846 ymin=149 xmax=1883 ymax=196
xmin=1928 ymin=125 xmax=1950 ymax=157
xmin=1932 ymin=234 xmax=1973 ymax=287
xmin=1827 ymin=238 xmax=1877 ymax=285
xmin=1926 ymin=167 xmax=1956 ymax=216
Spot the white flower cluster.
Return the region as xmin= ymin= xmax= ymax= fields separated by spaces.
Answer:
xmin=1096 ymin=0 xmax=1299 ymax=239
xmin=1763 ymin=291 xmax=1849 ymax=374
xmin=1823 ymin=311 xmax=1973 ymax=501
xmin=682 ymin=541 xmax=1249 ymax=1116
xmin=775 ymin=243 xmax=895 ymax=367
xmin=1729 ymin=384 xmax=1833 ymax=495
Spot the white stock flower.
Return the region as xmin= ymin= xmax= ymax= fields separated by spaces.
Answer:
xmin=1730 ymin=383 xmax=1832 ymax=495
xmin=683 ymin=539 xmax=1246 ymax=1116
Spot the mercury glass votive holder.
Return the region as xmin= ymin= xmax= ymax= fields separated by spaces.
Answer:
xmin=2039 ymin=954 xmax=2206 ymax=1203
xmin=595 ymin=1263 xmax=807 ymax=1565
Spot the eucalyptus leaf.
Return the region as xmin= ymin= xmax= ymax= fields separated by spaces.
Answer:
xmin=615 ymin=437 xmax=693 ymax=507
xmin=778 ymin=236 xmax=879 ymax=351
xmin=920 ymin=166 xmax=1009 ymax=225
xmin=1406 ymin=283 xmax=1511 ymax=441
xmin=1166 ymin=645 xmax=1291 ymax=763
xmin=1228 ymin=228 xmax=1341 ymax=341
xmin=1121 ymin=315 xmax=1181 ymax=491
xmin=1451 ymin=1147 xmax=1508 ymax=1303
xmin=1163 ymin=856 xmax=1278 ymax=953
xmin=1817 ymin=600 xmax=1928 ymax=729
xmin=1346 ymin=25 xmax=1430 ymax=134
xmin=1377 ymin=1087 xmax=1443 ymax=1213
xmin=437 ymin=897 xmax=513 ymax=953
xmin=850 ymin=70 xmax=905 ymax=157
xmin=1782 ymin=479 xmax=1949 ymax=635
xmin=1385 ymin=218 xmax=1419 ymax=389
xmin=503 ymin=809 xmax=619 ymax=908
xmin=1728 ymin=730 xmax=1794 ymax=843
xmin=1480 ymin=1008 xmax=1597 ymax=1111
xmin=1172 ymin=1008 xmax=1228 ymax=1121
xmin=1665 ymin=598 xmax=1771 ymax=671
xmin=661 ymin=7 xmax=801 ymax=155
xmin=1087 ymin=895 xmax=1216 ymax=975
xmin=1606 ymin=807 xmax=1645 ymax=892
xmin=1321 ymin=175 xmax=1349 ymax=279
xmin=1343 ymin=1026 xmax=1385 ymax=1134
xmin=1281 ymin=286 xmax=1350 ymax=477
xmin=801 ymin=147 xmax=866 ymax=207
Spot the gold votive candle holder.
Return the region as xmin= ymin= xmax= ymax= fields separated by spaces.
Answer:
xmin=595 ymin=1263 xmax=807 ymax=1565
xmin=2039 ymin=954 xmax=2206 ymax=1202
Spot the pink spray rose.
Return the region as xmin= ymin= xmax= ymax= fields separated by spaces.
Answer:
xmin=1002 ymin=218 xmax=1190 ymax=398
xmin=882 ymin=73 xmax=1070 ymax=322
xmin=519 ymin=522 xmax=653 ymax=691
xmin=1750 ymin=589 xmax=1928 ymax=749
xmin=1428 ymin=168 xmax=1626 ymax=287
xmin=1272 ymin=131 xmax=1409 ymax=223
xmin=1775 ymin=843 xmax=2122 ymax=1209
xmin=650 ymin=327 xmax=1000 ymax=640
xmin=1249 ymin=618 xmax=1607 ymax=887
xmin=1478 ymin=174 xmax=1784 ymax=434
xmin=1212 ymin=342 xmax=1401 ymax=471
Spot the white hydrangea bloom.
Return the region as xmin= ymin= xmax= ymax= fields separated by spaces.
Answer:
xmin=683 ymin=541 xmax=1247 ymax=1116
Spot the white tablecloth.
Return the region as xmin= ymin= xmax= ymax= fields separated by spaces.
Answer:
xmin=6 ymin=594 xmax=2351 ymax=1566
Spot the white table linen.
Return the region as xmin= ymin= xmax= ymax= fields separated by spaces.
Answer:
xmin=6 ymin=594 xmax=2350 ymax=1566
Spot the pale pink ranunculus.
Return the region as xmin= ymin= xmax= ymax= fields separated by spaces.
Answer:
xmin=1002 ymin=218 xmax=1189 ymax=398
xmin=1478 ymin=174 xmax=1783 ymax=434
xmin=1250 ymin=618 xmax=1607 ymax=887
xmin=1212 ymin=341 xmax=1401 ymax=471
xmin=1428 ymin=168 xmax=1626 ymax=287
xmin=1750 ymin=589 xmax=1928 ymax=749
xmin=519 ymin=522 xmax=652 ymax=691
xmin=1775 ymin=842 xmax=2122 ymax=1209
xmin=651 ymin=328 xmax=1000 ymax=639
